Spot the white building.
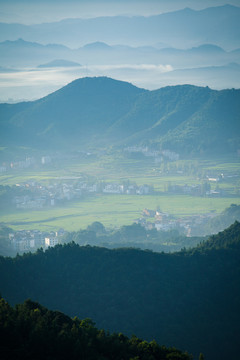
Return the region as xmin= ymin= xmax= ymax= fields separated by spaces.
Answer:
xmin=41 ymin=156 xmax=51 ymax=165
xmin=45 ymin=236 xmax=59 ymax=247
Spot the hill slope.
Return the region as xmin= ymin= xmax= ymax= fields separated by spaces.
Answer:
xmin=0 ymin=298 xmax=192 ymax=360
xmin=0 ymin=222 xmax=240 ymax=359
xmin=0 ymin=77 xmax=239 ymax=155
xmin=0 ymin=77 xmax=146 ymax=148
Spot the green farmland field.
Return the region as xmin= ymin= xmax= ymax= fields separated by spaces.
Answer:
xmin=1 ymin=194 xmax=239 ymax=232
xmin=0 ymin=152 xmax=239 ymax=231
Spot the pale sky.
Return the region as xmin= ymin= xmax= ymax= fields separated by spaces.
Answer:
xmin=0 ymin=0 xmax=239 ymax=24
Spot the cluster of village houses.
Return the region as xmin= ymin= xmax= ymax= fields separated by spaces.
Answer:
xmin=0 ymin=147 xmax=180 ymax=174
xmin=9 ymin=228 xmax=66 ymax=253
xmin=12 ymin=173 xmax=226 ymax=210
xmin=124 ymin=146 xmax=180 ymax=162
xmin=0 ymin=156 xmax=51 ymax=173
xmin=137 ymin=208 xmax=216 ymax=235
xmin=167 ymin=182 xmax=223 ymax=197
xmin=2 ymin=149 xmax=237 ymax=253
xmin=8 ymin=208 xmax=217 ymax=253
xmin=13 ymin=181 xmax=153 ymax=209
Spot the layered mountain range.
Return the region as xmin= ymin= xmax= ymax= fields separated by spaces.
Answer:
xmin=0 ymin=77 xmax=239 ymax=156
xmin=0 ymin=5 xmax=239 ymax=100
xmin=0 ymin=5 xmax=239 ymax=49
xmin=0 ymin=39 xmax=239 ymax=68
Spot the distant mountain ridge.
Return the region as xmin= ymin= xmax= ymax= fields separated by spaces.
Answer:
xmin=0 ymin=5 xmax=239 ymax=49
xmin=0 ymin=38 xmax=239 ymax=71
xmin=83 ymin=41 xmax=112 ymax=50
xmin=0 ymin=38 xmax=69 ymax=50
xmin=0 ymin=77 xmax=239 ymax=156
xmin=37 ymin=59 xmax=81 ymax=68
xmin=0 ymin=38 xmax=231 ymax=53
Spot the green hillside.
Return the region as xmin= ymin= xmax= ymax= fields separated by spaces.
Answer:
xmin=0 ymin=222 xmax=239 ymax=359
xmin=0 ymin=77 xmax=146 ymax=148
xmin=0 ymin=298 xmax=192 ymax=360
xmin=196 ymin=220 xmax=240 ymax=251
xmin=203 ymin=204 xmax=240 ymax=235
xmin=0 ymin=77 xmax=239 ymax=155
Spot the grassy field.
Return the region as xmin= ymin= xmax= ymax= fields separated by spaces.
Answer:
xmin=1 ymin=194 xmax=239 ymax=232
xmin=0 ymin=152 xmax=239 ymax=231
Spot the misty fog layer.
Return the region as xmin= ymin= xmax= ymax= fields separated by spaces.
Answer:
xmin=1 ymin=62 xmax=240 ymax=102
xmin=0 ymin=2 xmax=239 ymax=101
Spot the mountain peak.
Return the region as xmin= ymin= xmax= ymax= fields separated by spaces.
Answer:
xmin=58 ymin=76 xmax=144 ymax=93
xmin=191 ymin=44 xmax=225 ymax=52
xmin=37 ymin=59 xmax=81 ymax=68
xmin=0 ymin=78 xmax=239 ymax=156
xmin=83 ymin=41 xmax=112 ymax=50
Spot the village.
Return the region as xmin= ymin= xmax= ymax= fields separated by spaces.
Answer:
xmin=0 ymin=146 xmax=180 ymax=174
xmin=1 ymin=148 xmax=239 ymax=255
xmin=124 ymin=146 xmax=180 ymax=162
xmin=8 ymin=228 xmax=66 ymax=253
xmin=8 ymin=207 xmax=217 ymax=254
xmin=0 ymin=155 xmax=52 ymax=173
xmin=10 ymin=174 xmax=228 ymax=210
xmin=136 ymin=208 xmax=216 ymax=236
xmin=11 ymin=179 xmax=154 ymax=210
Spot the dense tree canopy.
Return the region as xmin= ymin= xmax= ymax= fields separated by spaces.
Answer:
xmin=0 ymin=297 xmax=192 ymax=360
xmin=1 ymin=78 xmax=239 ymax=155
xmin=0 ymin=222 xmax=240 ymax=359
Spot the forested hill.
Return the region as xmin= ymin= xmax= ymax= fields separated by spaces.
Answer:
xmin=0 ymin=77 xmax=240 ymax=155
xmin=0 ymin=77 xmax=145 ymax=149
xmin=0 ymin=222 xmax=240 ymax=359
xmin=196 ymin=220 xmax=240 ymax=251
xmin=203 ymin=203 xmax=240 ymax=235
xmin=0 ymin=298 xmax=192 ymax=360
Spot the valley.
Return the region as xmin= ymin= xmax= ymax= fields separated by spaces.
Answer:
xmin=0 ymin=2 xmax=239 ymax=359
xmin=0 ymin=149 xmax=239 ymax=228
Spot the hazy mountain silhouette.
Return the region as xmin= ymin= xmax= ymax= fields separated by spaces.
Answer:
xmin=37 ymin=59 xmax=81 ymax=68
xmin=157 ymin=62 xmax=240 ymax=90
xmin=0 ymin=38 xmax=239 ymax=70
xmin=0 ymin=5 xmax=239 ymax=49
xmin=0 ymin=77 xmax=145 ymax=148
xmin=0 ymin=39 xmax=71 ymax=67
xmin=83 ymin=41 xmax=113 ymax=51
xmin=0 ymin=77 xmax=239 ymax=155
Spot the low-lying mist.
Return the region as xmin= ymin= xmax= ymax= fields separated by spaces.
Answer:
xmin=1 ymin=63 xmax=239 ymax=102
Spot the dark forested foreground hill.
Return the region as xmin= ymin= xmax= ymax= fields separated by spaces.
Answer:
xmin=0 ymin=222 xmax=240 ymax=359
xmin=0 ymin=299 xmax=192 ymax=360
xmin=0 ymin=77 xmax=240 ymax=156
